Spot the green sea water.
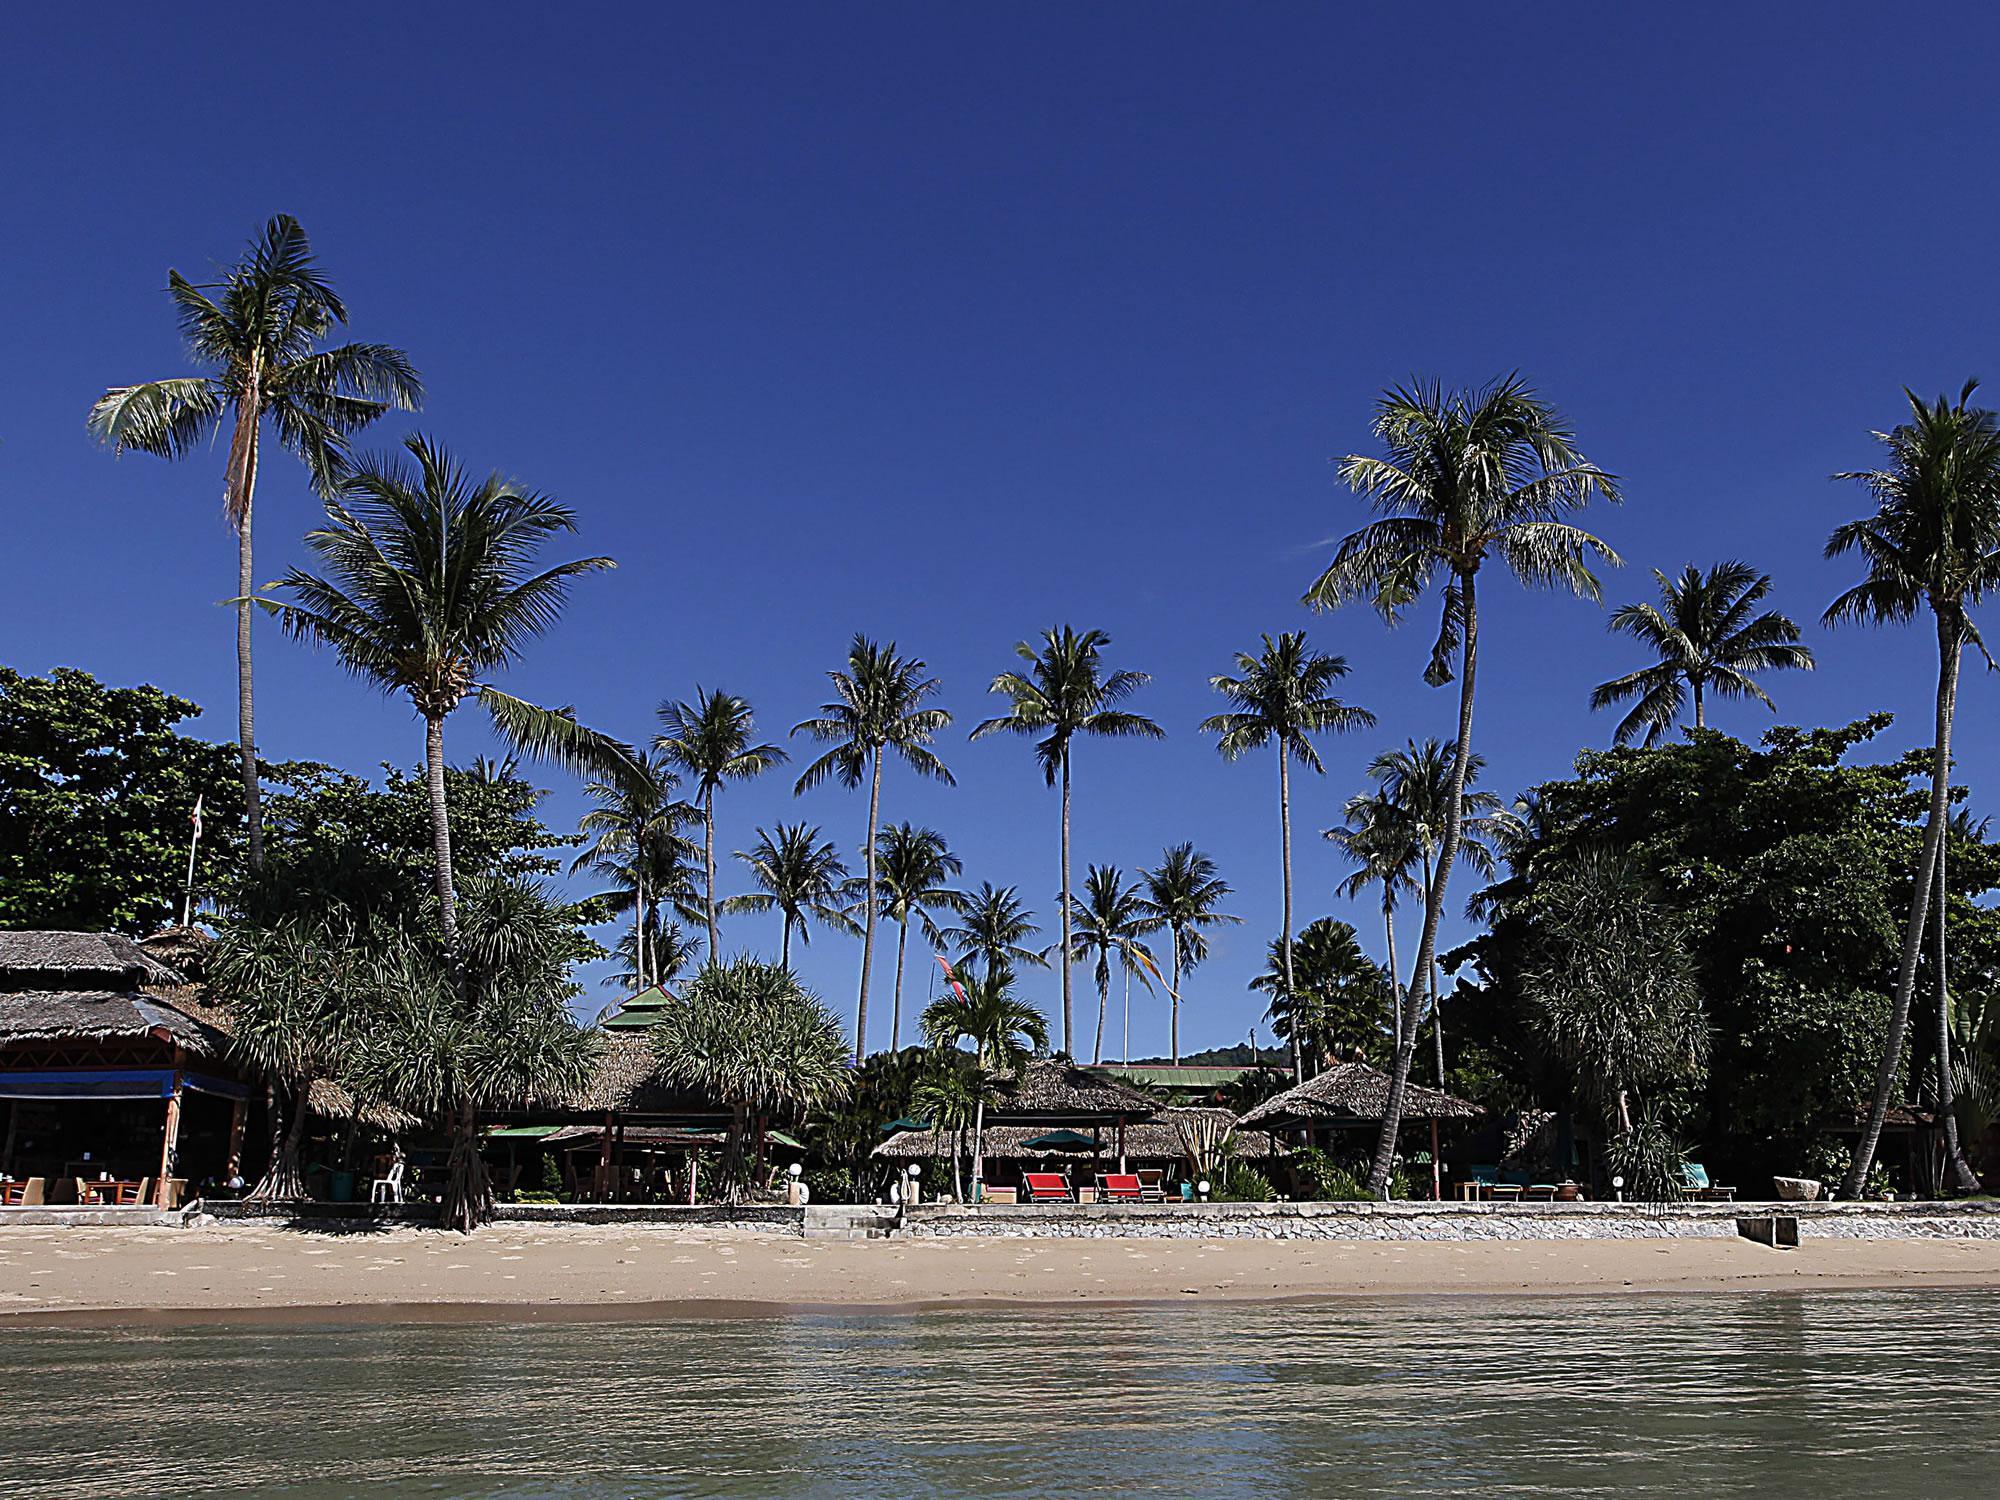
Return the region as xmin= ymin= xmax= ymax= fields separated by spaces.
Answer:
xmin=0 ymin=1290 xmax=1993 ymax=1496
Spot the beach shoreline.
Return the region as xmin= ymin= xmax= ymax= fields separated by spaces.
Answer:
xmin=4 ymin=1223 xmax=2000 ymax=1325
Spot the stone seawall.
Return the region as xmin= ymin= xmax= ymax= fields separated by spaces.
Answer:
xmin=195 ymin=1200 xmax=808 ymax=1234
xmin=899 ymin=1199 xmax=2000 ymax=1242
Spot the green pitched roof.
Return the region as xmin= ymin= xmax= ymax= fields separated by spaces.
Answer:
xmin=600 ymin=984 xmax=676 ymax=1031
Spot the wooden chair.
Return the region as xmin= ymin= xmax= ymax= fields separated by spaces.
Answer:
xmin=119 ymin=1178 xmax=151 ymax=1207
xmin=1684 ymin=1163 xmax=1735 ymax=1201
xmin=1096 ymin=1173 xmax=1144 ymax=1202
xmin=1022 ymin=1172 xmax=1073 ymax=1203
xmin=1135 ymin=1168 xmax=1167 ymax=1202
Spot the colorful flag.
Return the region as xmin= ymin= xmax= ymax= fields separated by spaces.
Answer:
xmin=190 ymin=794 xmax=204 ymax=840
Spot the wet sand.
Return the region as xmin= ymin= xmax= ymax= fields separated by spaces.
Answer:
xmin=3 ymin=1223 xmax=2000 ymax=1323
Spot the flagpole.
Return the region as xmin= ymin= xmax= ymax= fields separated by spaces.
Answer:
xmin=180 ymin=795 xmax=204 ymax=929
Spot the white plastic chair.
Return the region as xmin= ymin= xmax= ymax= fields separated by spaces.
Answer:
xmin=369 ymin=1160 xmax=405 ymax=1204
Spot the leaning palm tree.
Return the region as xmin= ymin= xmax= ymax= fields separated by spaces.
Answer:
xmin=921 ymin=968 xmax=1048 ymax=1201
xmin=865 ymin=824 xmax=965 ymax=1051
xmin=656 ymin=689 xmax=787 ymax=959
xmin=1306 ymin=375 xmax=1620 ymax=1194
xmin=1202 ymin=631 xmax=1374 ymax=1080
xmin=89 ymin=215 xmax=422 ymax=870
xmin=724 ymin=823 xmax=858 ymax=970
xmin=1590 ymin=561 xmax=1816 ymax=745
xmin=262 ymin=435 xmax=633 ymax=966
xmin=1364 ymin=738 xmax=1501 ymax=1086
xmin=1066 ymin=864 xmax=1158 ymax=1065
xmin=1136 ymin=843 xmax=1240 ymax=1064
xmin=1326 ymin=791 xmax=1420 ymax=1053
xmin=793 ymin=637 xmax=954 ymax=1059
xmin=971 ymin=627 xmax=1163 ymax=1054
xmin=941 ymin=882 xmax=1048 ymax=982
xmin=571 ymin=751 xmax=696 ymax=990
xmin=1825 ymin=381 xmax=2000 ymax=1196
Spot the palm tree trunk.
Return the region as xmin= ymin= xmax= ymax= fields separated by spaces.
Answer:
xmin=1093 ymin=965 xmax=1108 ymax=1065
xmin=703 ymin=785 xmax=719 ymax=960
xmin=1691 ymin=677 xmax=1705 ymax=732
xmin=1169 ymin=933 xmax=1183 ymax=1065
xmin=1383 ymin=902 xmax=1402 ymax=1057
xmin=855 ymin=748 xmax=883 ymax=1061
xmin=892 ymin=914 xmax=910 ymax=1052
xmin=780 ymin=915 xmax=794 ymax=972
xmin=225 ymin=375 xmax=265 ymax=874
xmin=423 ymin=714 xmax=461 ymax=968
xmin=1845 ymin=613 xmax=1962 ymax=1198
xmin=971 ymin=1042 xmax=989 ymax=1201
xmin=634 ymin=869 xmax=648 ymax=990
xmin=1368 ymin=571 xmax=1478 ymax=1198
xmin=1935 ymin=834 xmax=1981 ymax=1192
xmin=1422 ymin=847 xmax=1445 ymax=1089
xmin=1279 ymin=745 xmax=1301 ymax=1080
xmin=1059 ymin=751 xmax=1074 ymax=1056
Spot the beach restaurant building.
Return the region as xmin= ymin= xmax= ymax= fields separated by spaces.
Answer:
xmin=0 ymin=930 xmax=251 ymax=1208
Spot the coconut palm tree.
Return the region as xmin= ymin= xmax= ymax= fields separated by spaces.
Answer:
xmin=1136 ymin=843 xmax=1239 ymax=1064
xmin=911 ymin=1058 xmax=984 ymax=1203
xmin=1065 ymin=864 xmax=1158 ymax=1065
xmin=920 ymin=968 xmax=1048 ymax=1201
xmin=656 ymin=689 xmax=787 ymax=959
xmin=1306 ymin=375 xmax=1620 ymax=1194
xmin=862 ymin=824 xmax=965 ymax=1052
xmin=971 ymin=627 xmax=1163 ymax=1054
xmin=1826 ymin=381 xmax=2000 ymax=1196
xmin=1326 ymin=791 xmax=1420 ymax=1053
xmin=1364 ymin=738 xmax=1502 ymax=1087
xmin=89 ymin=215 xmax=422 ymax=871
xmin=941 ymin=882 xmax=1048 ymax=982
xmin=652 ymin=957 xmax=852 ymax=1202
xmin=724 ymin=823 xmax=858 ymax=970
xmin=1590 ymin=561 xmax=1816 ymax=746
xmin=793 ymin=637 xmax=954 ymax=1059
xmin=1248 ymin=917 xmax=1393 ymax=1072
xmin=570 ymin=751 xmax=697 ymax=990
xmin=1201 ymin=632 xmax=1374 ymax=1080
xmin=262 ymin=435 xmax=632 ymax=966
xmin=605 ymin=920 xmax=704 ymax=994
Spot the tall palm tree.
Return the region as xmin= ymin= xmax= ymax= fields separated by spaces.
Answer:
xmin=941 ymin=882 xmax=1048 ymax=981
xmin=793 ymin=637 xmax=954 ymax=1059
xmin=1326 ymin=791 xmax=1420 ymax=1053
xmin=1202 ymin=631 xmax=1374 ymax=1080
xmin=656 ymin=689 xmax=787 ymax=959
xmin=1306 ymin=375 xmax=1620 ymax=1194
xmin=605 ymin=920 xmax=704 ymax=994
xmin=971 ymin=627 xmax=1163 ymax=1054
xmin=89 ymin=215 xmax=422 ymax=870
xmin=921 ymin=968 xmax=1048 ymax=1201
xmin=1248 ymin=917 xmax=1393 ymax=1071
xmin=262 ymin=435 xmax=631 ymax=965
xmin=1364 ymin=738 xmax=1501 ymax=1087
xmin=1065 ymin=864 xmax=1158 ymax=1065
xmin=1137 ymin=843 xmax=1239 ymax=1064
xmin=570 ymin=751 xmax=696 ymax=990
xmin=724 ymin=823 xmax=858 ymax=970
xmin=1591 ymin=561 xmax=1816 ymax=745
xmin=1825 ymin=381 xmax=2000 ymax=1196
xmin=864 ymin=824 xmax=965 ymax=1052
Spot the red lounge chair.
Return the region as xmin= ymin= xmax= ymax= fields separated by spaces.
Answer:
xmin=1096 ymin=1173 xmax=1144 ymax=1202
xmin=1022 ymin=1172 xmax=1073 ymax=1203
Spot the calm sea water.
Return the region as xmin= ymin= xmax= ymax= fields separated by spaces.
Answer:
xmin=1 ymin=1291 xmax=1994 ymax=1497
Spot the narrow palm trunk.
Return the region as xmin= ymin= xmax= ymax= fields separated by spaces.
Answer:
xmin=1368 ymin=572 xmax=1478 ymax=1198
xmin=854 ymin=749 xmax=883 ymax=1061
xmin=1422 ymin=847 xmax=1446 ymax=1089
xmin=1279 ymin=746 xmax=1301 ymax=1080
xmin=1169 ymin=936 xmax=1183 ymax=1064
xmin=424 ymin=715 xmax=461 ymax=967
xmin=780 ymin=916 xmax=793 ymax=971
xmin=1692 ymin=677 xmax=1705 ymax=732
xmin=634 ymin=870 xmax=648 ymax=990
xmin=1093 ymin=967 xmax=1108 ymax=1065
xmin=1059 ymin=752 xmax=1074 ymax=1055
xmin=892 ymin=915 xmax=910 ymax=1052
xmin=702 ymin=786 xmax=719 ymax=960
xmin=1935 ymin=836 xmax=1981 ymax=1192
xmin=1846 ymin=614 xmax=1961 ymax=1198
xmin=1384 ymin=902 xmax=1403 ymax=1056
xmin=970 ymin=1043 xmax=990 ymax=1201
xmin=225 ymin=374 xmax=265 ymax=874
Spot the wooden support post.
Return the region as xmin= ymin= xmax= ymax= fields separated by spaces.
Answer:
xmin=225 ymin=1094 xmax=248 ymax=1182
xmin=156 ymin=1051 xmax=185 ymax=1209
xmin=1430 ymin=1118 xmax=1442 ymax=1201
xmin=597 ymin=1113 xmax=614 ymax=1203
xmin=613 ymin=1116 xmax=626 ymax=1203
xmin=2 ymin=1099 xmax=17 ymax=1179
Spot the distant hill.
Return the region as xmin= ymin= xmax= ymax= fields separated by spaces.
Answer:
xmin=1121 ymin=1043 xmax=1280 ymax=1070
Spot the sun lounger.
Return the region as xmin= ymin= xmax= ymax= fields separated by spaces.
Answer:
xmin=1522 ymin=1184 xmax=1557 ymax=1202
xmin=1022 ymin=1172 xmax=1073 ymax=1203
xmin=1684 ymin=1163 xmax=1735 ymax=1201
xmin=1135 ymin=1168 xmax=1167 ymax=1203
xmin=1096 ymin=1173 xmax=1144 ymax=1202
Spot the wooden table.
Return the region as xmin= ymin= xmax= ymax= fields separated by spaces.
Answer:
xmin=77 ymin=1180 xmax=144 ymax=1206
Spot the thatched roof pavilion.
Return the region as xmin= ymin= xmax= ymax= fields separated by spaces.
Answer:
xmin=1237 ymin=1060 xmax=1481 ymax=1131
xmin=993 ymin=1057 xmax=1159 ymax=1120
xmin=875 ymin=1106 xmax=1280 ymax=1165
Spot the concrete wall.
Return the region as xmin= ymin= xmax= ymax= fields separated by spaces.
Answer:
xmin=196 ymin=1200 xmax=807 ymax=1233
xmin=898 ymin=1199 xmax=2000 ymax=1242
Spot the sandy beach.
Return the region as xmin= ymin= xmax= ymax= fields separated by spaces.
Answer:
xmin=2 ymin=1224 xmax=1999 ymax=1322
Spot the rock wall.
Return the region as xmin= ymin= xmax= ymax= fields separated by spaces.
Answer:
xmin=898 ymin=1199 xmax=2000 ymax=1242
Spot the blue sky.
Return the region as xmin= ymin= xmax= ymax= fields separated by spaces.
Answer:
xmin=6 ymin=7 xmax=1997 ymax=1054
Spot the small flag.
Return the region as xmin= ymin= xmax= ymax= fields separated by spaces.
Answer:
xmin=190 ymin=794 xmax=204 ymax=840
xmin=934 ymin=954 xmax=968 ymax=1004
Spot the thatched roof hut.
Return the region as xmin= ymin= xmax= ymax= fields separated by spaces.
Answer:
xmin=1237 ymin=1060 xmax=1481 ymax=1130
xmin=0 ymin=930 xmax=185 ymax=991
xmin=995 ymin=1057 xmax=1159 ymax=1119
xmin=0 ymin=930 xmax=221 ymax=1057
xmin=875 ymin=1106 xmax=1280 ymax=1164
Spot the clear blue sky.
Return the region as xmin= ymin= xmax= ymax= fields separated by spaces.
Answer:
xmin=6 ymin=6 xmax=1996 ymax=1053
